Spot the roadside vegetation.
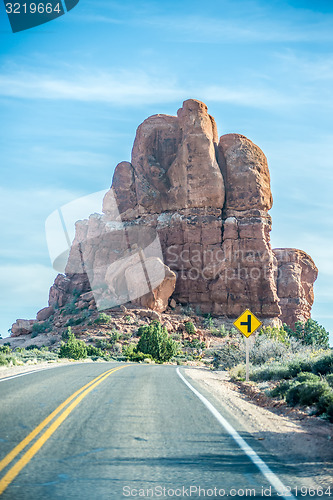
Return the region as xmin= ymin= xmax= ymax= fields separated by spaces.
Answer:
xmin=213 ymin=320 xmax=333 ymax=423
xmin=0 ymin=344 xmax=58 ymax=367
xmin=2 ymin=311 xmax=331 ymax=424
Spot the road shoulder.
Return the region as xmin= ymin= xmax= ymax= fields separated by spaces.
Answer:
xmin=185 ymin=367 xmax=333 ymax=489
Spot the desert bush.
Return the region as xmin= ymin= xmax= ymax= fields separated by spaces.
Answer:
xmin=287 ymin=359 xmax=313 ymax=377
xmin=31 ymin=321 xmax=51 ymax=337
xmin=59 ymin=331 xmax=87 ymax=360
xmin=95 ymin=339 xmax=113 ymax=350
xmin=203 ymin=315 xmax=215 ymax=329
xmin=258 ymin=326 xmax=290 ymax=345
xmin=296 ymin=372 xmax=320 ymax=383
xmin=210 ymin=324 xmax=229 ymax=338
xmin=136 ymin=321 xmax=179 ymax=362
xmin=250 ymin=363 xmax=292 ymax=381
xmin=61 ymin=300 xmax=79 ymax=316
xmin=284 ymin=319 xmax=330 ymax=349
xmin=286 ymin=380 xmax=330 ymax=407
xmin=317 ymin=392 xmax=333 ymax=422
xmin=86 ymin=345 xmax=104 ymax=357
xmin=0 ymin=345 xmax=12 ymax=354
xmin=126 ymin=349 xmax=153 ymax=363
xmin=65 ymin=317 xmax=85 ymax=327
xmin=312 ymin=352 xmax=333 ymax=375
xmin=229 ymin=364 xmax=246 ymax=381
xmin=250 ymin=336 xmax=289 ymax=365
xmin=0 ymin=354 xmax=17 ymax=366
xmin=183 ymin=338 xmax=206 ymax=350
xmin=269 ymin=380 xmax=294 ymax=398
xmin=106 ymin=329 xmax=121 ymax=344
xmin=213 ymin=343 xmax=245 ymax=370
xmin=94 ymin=313 xmax=112 ymax=325
xmin=185 ymin=321 xmax=196 ymax=335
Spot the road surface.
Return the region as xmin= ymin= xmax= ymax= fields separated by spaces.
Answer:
xmin=0 ymin=363 xmax=328 ymax=499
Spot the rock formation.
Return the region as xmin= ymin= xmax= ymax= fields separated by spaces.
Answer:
xmin=274 ymin=248 xmax=318 ymax=326
xmin=11 ymin=99 xmax=318 ymax=336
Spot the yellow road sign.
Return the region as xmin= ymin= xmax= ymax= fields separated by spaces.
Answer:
xmin=233 ymin=309 xmax=262 ymax=338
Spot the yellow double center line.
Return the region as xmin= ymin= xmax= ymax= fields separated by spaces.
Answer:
xmin=0 ymin=364 xmax=127 ymax=495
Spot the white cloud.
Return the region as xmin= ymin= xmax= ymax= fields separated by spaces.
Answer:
xmin=0 ymin=69 xmax=184 ymax=105
xmin=0 ymin=67 xmax=306 ymax=111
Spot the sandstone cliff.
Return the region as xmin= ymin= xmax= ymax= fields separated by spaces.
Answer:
xmin=11 ymin=99 xmax=318 ymax=336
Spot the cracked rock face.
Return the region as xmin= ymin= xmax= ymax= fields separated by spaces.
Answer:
xmin=41 ymin=99 xmax=317 ymax=327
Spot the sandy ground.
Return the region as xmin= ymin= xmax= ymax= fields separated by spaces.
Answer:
xmin=0 ymin=359 xmax=103 ymax=380
xmin=185 ymin=367 xmax=333 ymax=489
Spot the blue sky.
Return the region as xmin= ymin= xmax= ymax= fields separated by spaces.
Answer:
xmin=0 ymin=0 xmax=332 ymax=342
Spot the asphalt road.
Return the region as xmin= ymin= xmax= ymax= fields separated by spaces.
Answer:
xmin=0 ymin=363 xmax=328 ymax=499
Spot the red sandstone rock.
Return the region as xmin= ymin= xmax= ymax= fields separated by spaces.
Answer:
xmin=274 ymin=248 xmax=318 ymax=326
xmin=11 ymin=100 xmax=318 ymax=335
xmin=36 ymin=306 xmax=54 ymax=322
xmin=211 ymin=133 xmax=281 ymax=318
xmin=11 ymin=319 xmax=36 ymax=337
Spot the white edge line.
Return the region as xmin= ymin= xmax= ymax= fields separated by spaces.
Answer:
xmin=176 ymin=367 xmax=296 ymax=500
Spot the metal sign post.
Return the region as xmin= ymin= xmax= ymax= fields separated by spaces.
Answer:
xmin=233 ymin=309 xmax=262 ymax=382
xmin=245 ymin=337 xmax=250 ymax=382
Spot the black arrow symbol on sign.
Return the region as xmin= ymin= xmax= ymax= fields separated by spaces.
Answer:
xmin=240 ymin=314 xmax=252 ymax=333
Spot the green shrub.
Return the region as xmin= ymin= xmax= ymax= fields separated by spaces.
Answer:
xmin=94 ymin=313 xmax=112 ymax=325
xmin=61 ymin=300 xmax=79 ymax=316
xmin=136 ymin=321 xmax=179 ymax=362
xmin=86 ymin=345 xmax=104 ymax=357
xmin=0 ymin=354 xmax=16 ymax=366
xmin=286 ymin=380 xmax=330 ymax=407
xmin=284 ymin=319 xmax=330 ymax=348
xmin=258 ymin=326 xmax=290 ymax=345
xmin=210 ymin=324 xmax=229 ymax=338
xmin=250 ymin=336 xmax=289 ymax=365
xmin=59 ymin=331 xmax=87 ymax=360
xmin=317 ymin=391 xmax=333 ymax=415
xmin=127 ymin=350 xmax=153 ymax=363
xmin=184 ymin=338 xmax=206 ymax=350
xmin=250 ymin=363 xmax=292 ymax=381
xmin=326 ymin=374 xmax=333 ymax=387
xmin=62 ymin=329 xmax=70 ymax=340
xmin=269 ymin=380 xmax=294 ymax=399
xmin=65 ymin=317 xmax=85 ymax=327
xmin=312 ymin=353 xmax=333 ymax=375
xmin=185 ymin=321 xmax=196 ymax=335
xmin=0 ymin=345 xmax=12 ymax=354
xmin=106 ymin=330 xmax=120 ymax=344
xmin=95 ymin=339 xmax=113 ymax=350
xmin=213 ymin=344 xmax=244 ymax=370
xmin=296 ymin=372 xmax=321 ymax=383
xmin=203 ymin=315 xmax=215 ymax=329
xmin=287 ymin=359 xmax=313 ymax=377
xmin=229 ymin=364 xmax=246 ymax=381
xmin=31 ymin=321 xmax=50 ymax=337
